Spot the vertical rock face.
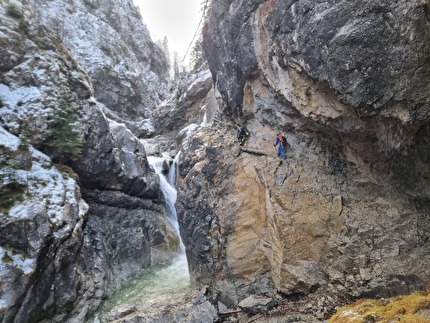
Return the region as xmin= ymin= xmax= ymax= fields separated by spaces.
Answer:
xmin=32 ymin=0 xmax=170 ymax=135
xmin=0 ymin=1 xmax=177 ymax=322
xmin=177 ymin=0 xmax=430 ymax=309
xmin=153 ymin=70 xmax=213 ymax=136
xmin=204 ymin=0 xmax=430 ymax=118
xmin=0 ymin=128 xmax=89 ymax=323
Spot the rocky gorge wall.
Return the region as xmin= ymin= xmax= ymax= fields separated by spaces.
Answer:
xmin=177 ymin=0 xmax=430 ymax=313
xmin=1 ymin=0 xmax=430 ymax=321
xmin=30 ymin=0 xmax=171 ymax=136
xmin=0 ymin=0 xmax=180 ymax=321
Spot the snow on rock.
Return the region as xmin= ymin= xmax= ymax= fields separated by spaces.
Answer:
xmin=0 ymin=125 xmax=89 ymax=316
xmin=0 ymin=46 xmax=92 ymax=143
xmin=0 ymin=126 xmax=88 ymax=312
xmin=32 ymin=0 xmax=170 ymax=119
xmin=188 ymin=70 xmax=212 ymax=92
xmin=0 ymin=84 xmax=42 ymax=109
xmin=0 ymin=125 xmax=88 ymax=231
xmin=0 ymin=125 xmax=88 ymax=271
xmin=179 ymin=123 xmax=199 ymax=137
xmin=107 ymin=118 xmax=149 ymax=178
xmin=139 ymin=118 xmax=155 ymax=134
xmin=0 ymin=247 xmax=35 ymax=275
xmin=0 ymin=125 xmax=20 ymax=150
xmin=0 ymin=245 xmax=36 ymax=310
xmin=0 ymin=1 xmax=171 ymax=321
xmin=0 ymin=83 xmax=44 ymax=133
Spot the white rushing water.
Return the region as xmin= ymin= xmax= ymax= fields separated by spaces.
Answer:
xmin=147 ymin=152 xmax=184 ymax=251
xmin=93 ymin=152 xmax=189 ymax=322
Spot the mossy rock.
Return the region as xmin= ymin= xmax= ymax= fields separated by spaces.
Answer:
xmin=329 ymin=290 xmax=430 ymax=323
xmin=0 ymin=182 xmax=26 ymax=213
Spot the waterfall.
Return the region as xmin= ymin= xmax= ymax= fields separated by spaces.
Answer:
xmin=167 ymin=151 xmax=180 ymax=193
xmin=201 ymin=111 xmax=208 ymax=126
xmin=147 ymin=153 xmax=184 ymax=251
xmin=92 ymin=152 xmax=189 ymax=321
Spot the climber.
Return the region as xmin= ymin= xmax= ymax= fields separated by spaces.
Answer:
xmin=236 ymin=123 xmax=249 ymax=146
xmin=274 ymin=132 xmax=287 ymax=159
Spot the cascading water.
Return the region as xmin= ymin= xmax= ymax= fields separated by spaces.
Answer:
xmin=93 ymin=152 xmax=189 ymax=321
xmin=147 ymin=153 xmax=185 ymax=251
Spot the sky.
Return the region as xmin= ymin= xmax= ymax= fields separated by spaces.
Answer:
xmin=134 ymin=0 xmax=203 ymax=62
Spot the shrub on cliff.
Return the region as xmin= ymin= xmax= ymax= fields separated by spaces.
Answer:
xmin=6 ymin=3 xmax=23 ymax=19
xmin=18 ymin=19 xmax=30 ymax=36
xmin=0 ymin=154 xmax=26 ymax=213
xmin=46 ymin=94 xmax=84 ymax=164
xmin=0 ymin=182 xmax=26 ymax=213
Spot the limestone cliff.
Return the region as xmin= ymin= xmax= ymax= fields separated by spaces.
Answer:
xmin=177 ymin=0 xmax=430 ymax=315
xmin=32 ymin=0 xmax=170 ymax=136
xmin=0 ymin=1 xmax=178 ymax=322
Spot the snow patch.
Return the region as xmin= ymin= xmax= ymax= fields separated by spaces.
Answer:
xmin=29 ymin=146 xmax=51 ymax=166
xmin=0 ymin=125 xmax=20 ymax=150
xmin=185 ymin=70 xmax=212 ymax=93
xmin=139 ymin=118 xmax=155 ymax=134
xmin=0 ymin=84 xmax=44 ymax=130
xmin=179 ymin=123 xmax=199 ymax=137
xmin=192 ymin=70 xmax=212 ymax=85
xmin=0 ymin=83 xmax=42 ymax=108
xmin=0 ymin=127 xmax=88 ymax=237
xmin=108 ymin=118 xmax=140 ymax=154
xmin=0 ymin=57 xmax=58 ymax=132
xmin=0 ymin=246 xmax=36 ymax=275
xmin=0 ymin=29 xmax=10 ymax=40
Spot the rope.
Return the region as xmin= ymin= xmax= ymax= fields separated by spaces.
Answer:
xmin=181 ymin=0 xmax=210 ymax=63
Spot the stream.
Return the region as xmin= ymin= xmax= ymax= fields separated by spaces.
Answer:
xmin=92 ymin=153 xmax=190 ymax=322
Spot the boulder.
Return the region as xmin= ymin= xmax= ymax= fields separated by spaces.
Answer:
xmin=238 ymin=295 xmax=278 ymax=314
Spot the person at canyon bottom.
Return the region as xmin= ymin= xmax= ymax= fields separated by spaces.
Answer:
xmin=274 ymin=132 xmax=287 ymax=159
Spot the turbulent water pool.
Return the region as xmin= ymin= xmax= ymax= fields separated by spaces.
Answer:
xmin=93 ymin=254 xmax=190 ymax=322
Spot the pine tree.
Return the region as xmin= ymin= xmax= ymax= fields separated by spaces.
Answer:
xmin=162 ymin=36 xmax=171 ymax=66
xmin=18 ymin=133 xmax=30 ymax=151
xmin=190 ymin=35 xmax=206 ymax=72
xmin=0 ymin=154 xmax=19 ymax=185
xmin=46 ymin=94 xmax=84 ymax=164
xmin=172 ymin=51 xmax=180 ymax=82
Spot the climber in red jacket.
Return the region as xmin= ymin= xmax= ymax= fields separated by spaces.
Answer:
xmin=274 ymin=132 xmax=287 ymax=159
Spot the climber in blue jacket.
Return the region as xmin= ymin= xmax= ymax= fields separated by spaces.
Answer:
xmin=274 ymin=132 xmax=287 ymax=159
